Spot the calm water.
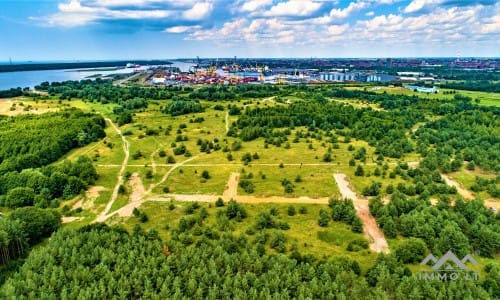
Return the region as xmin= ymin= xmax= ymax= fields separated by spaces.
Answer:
xmin=0 ymin=61 xmax=194 ymax=90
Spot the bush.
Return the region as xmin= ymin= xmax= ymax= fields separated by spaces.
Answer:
xmin=139 ymin=212 xmax=148 ymax=223
xmin=346 ymin=238 xmax=369 ymax=252
xmin=299 ymin=206 xmax=308 ymax=214
xmin=226 ymin=200 xmax=247 ymax=220
xmin=201 ymin=170 xmax=210 ymax=179
xmin=215 ymin=197 xmax=224 ymax=207
xmin=393 ymin=238 xmax=427 ymax=264
xmin=318 ymin=209 xmax=329 ymax=227
xmin=287 ymin=205 xmax=296 ymax=216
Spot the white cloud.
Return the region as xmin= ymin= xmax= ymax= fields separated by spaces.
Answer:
xmin=365 ymin=11 xmax=374 ymax=16
xmin=327 ymin=24 xmax=349 ymax=35
xmin=164 ymin=25 xmax=201 ymax=33
xmin=263 ymin=0 xmax=322 ymax=17
xmin=37 ymin=0 xmax=215 ymax=27
xmin=329 ymin=1 xmax=369 ymax=19
xmin=404 ymin=0 xmax=440 ymax=13
xmin=241 ymin=0 xmax=272 ymax=12
xmin=183 ymin=2 xmax=213 ymax=20
xmin=90 ymin=0 xmax=168 ymax=7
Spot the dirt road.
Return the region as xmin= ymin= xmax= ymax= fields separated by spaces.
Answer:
xmin=333 ymin=173 xmax=390 ymax=254
xmin=94 ymin=118 xmax=129 ymax=223
xmin=222 ymin=173 xmax=239 ymax=200
xmin=225 ymin=111 xmax=229 ymax=134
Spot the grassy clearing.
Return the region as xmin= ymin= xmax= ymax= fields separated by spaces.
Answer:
xmin=164 ymin=165 xmax=238 ymax=194
xmin=118 ymin=200 xmax=377 ymax=272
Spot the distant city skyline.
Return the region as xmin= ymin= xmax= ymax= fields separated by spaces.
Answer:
xmin=1 ymin=0 xmax=499 ymax=61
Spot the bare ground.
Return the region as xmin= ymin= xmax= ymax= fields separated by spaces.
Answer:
xmin=83 ymin=186 xmax=106 ymax=209
xmin=128 ymin=172 xmax=145 ymax=202
xmin=333 ymin=173 xmax=390 ymax=254
xmin=225 ymin=111 xmax=229 ymax=134
xmin=222 ymin=173 xmax=239 ymax=200
xmin=71 ymin=198 xmax=84 ymax=210
xmin=441 ymin=173 xmax=474 ymax=199
xmin=62 ymin=217 xmax=83 ymax=223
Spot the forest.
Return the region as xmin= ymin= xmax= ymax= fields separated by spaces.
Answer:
xmin=1 ymin=221 xmax=497 ymax=299
xmin=0 ymin=109 xmax=105 ymax=172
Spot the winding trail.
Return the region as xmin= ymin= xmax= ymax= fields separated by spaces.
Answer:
xmin=225 ymin=111 xmax=229 ymax=134
xmin=333 ymin=173 xmax=390 ymax=254
xmin=94 ymin=118 xmax=129 ymax=223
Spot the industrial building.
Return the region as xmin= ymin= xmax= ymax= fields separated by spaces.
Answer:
xmin=405 ymin=85 xmax=437 ymax=93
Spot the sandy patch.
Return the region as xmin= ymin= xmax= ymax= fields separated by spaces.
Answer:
xmin=72 ymin=198 xmax=84 ymax=210
xmin=128 ymin=172 xmax=145 ymax=202
xmin=223 ymin=173 xmax=239 ymax=200
xmin=62 ymin=216 xmax=83 ymax=223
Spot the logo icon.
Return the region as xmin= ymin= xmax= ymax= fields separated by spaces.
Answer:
xmin=418 ymin=250 xmax=479 ymax=281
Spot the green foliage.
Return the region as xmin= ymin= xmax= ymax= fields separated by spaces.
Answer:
xmin=215 ymin=197 xmax=224 ymax=207
xmin=0 ymin=156 xmax=98 ymax=208
xmin=163 ymin=100 xmax=204 ymax=116
xmin=393 ymin=238 xmax=427 ymax=264
xmin=225 ymin=200 xmax=247 ymax=221
xmin=9 ymin=207 xmax=61 ymax=245
xmin=239 ymin=179 xmax=254 ymax=193
xmin=0 ymin=109 xmax=105 ymax=172
xmin=318 ymin=208 xmax=329 ymax=227
xmin=346 ymin=238 xmax=369 ymax=252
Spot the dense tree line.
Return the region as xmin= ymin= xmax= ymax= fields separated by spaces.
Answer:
xmin=35 ymin=79 xmax=175 ymax=103
xmin=0 ymin=88 xmax=24 ymax=99
xmin=415 ymin=109 xmax=499 ymax=171
xmin=0 ymin=207 xmax=61 ymax=284
xmin=236 ymin=100 xmax=416 ymax=158
xmin=0 ymin=109 xmax=105 ymax=173
xmin=0 ymin=156 xmax=98 ymax=208
xmin=441 ymin=80 xmax=500 ymax=93
xmin=370 ymin=193 xmax=499 ymax=258
xmin=1 ymin=222 xmax=496 ymax=299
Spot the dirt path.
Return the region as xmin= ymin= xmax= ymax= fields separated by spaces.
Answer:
xmin=146 ymin=155 xmax=199 ymax=194
xmin=223 ymin=173 xmax=239 ymax=200
xmin=97 ymin=161 xmax=421 ymax=168
xmin=94 ymin=118 xmax=129 ymax=223
xmin=333 ymin=174 xmax=358 ymax=201
xmin=128 ymin=172 xmax=145 ymax=202
xmin=333 ymin=173 xmax=390 ymax=254
xmin=441 ymin=173 xmax=474 ymax=199
xmin=150 ymin=150 xmax=157 ymax=175
xmin=225 ymin=111 xmax=229 ymax=134
xmin=148 ymin=194 xmax=330 ymax=204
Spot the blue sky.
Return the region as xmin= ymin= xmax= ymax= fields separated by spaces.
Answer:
xmin=0 ymin=0 xmax=499 ymax=61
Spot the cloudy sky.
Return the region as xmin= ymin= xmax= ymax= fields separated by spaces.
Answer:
xmin=1 ymin=0 xmax=499 ymax=61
